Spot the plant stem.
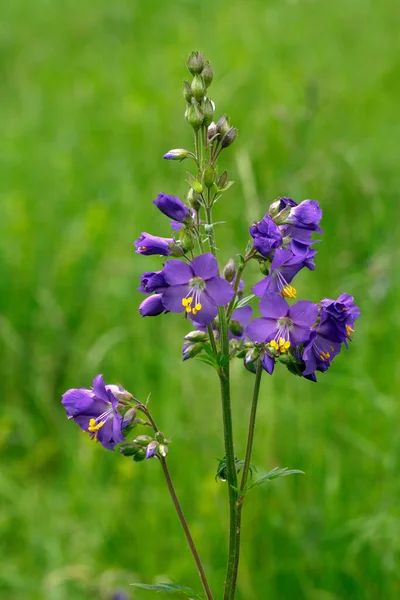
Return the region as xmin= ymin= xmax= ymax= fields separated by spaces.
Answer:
xmin=229 ymin=360 xmax=263 ymax=597
xmin=160 ymin=458 xmax=215 ymax=600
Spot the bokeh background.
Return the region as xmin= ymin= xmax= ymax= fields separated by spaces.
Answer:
xmin=1 ymin=0 xmax=400 ymax=598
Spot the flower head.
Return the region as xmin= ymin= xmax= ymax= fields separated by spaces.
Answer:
xmin=134 ymin=233 xmax=173 ymax=256
xmin=302 ymin=316 xmax=342 ymax=380
xmin=62 ymin=374 xmax=126 ymax=450
xmin=160 ymin=253 xmax=234 ymax=325
xmin=153 ymin=193 xmax=191 ymax=223
xmin=284 ymin=199 xmax=323 ymax=233
xmin=245 ymin=292 xmax=318 ymax=350
xmin=249 ymin=214 xmax=282 ymax=257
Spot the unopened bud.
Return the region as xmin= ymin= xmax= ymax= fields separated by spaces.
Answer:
xmin=202 ymin=98 xmax=214 ymax=127
xmin=158 ymin=444 xmax=168 ymax=457
xmin=207 ymin=122 xmax=217 ymax=140
xmin=244 ymin=359 xmax=257 ymax=374
xmin=223 ymin=258 xmax=236 ymax=282
xmin=106 ymin=384 xmax=132 ymax=401
xmin=182 ymin=342 xmax=204 ymax=361
xmin=183 ymin=80 xmax=193 ymax=103
xmin=163 ymin=148 xmax=192 ymax=161
xmin=155 ymin=431 xmax=165 ymax=443
xmin=191 ymin=75 xmax=206 ymax=102
xmin=186 ymin=103 xmax=204 ymax=131
xmin=221 ymin=127 xmax=238 ymax=149
xmin=202 ymin=61 xmax=214 ymax=87
xmin=122 ymin=407 xmax=137 ymax=429
xmin=133 ymin=435 xmax=154 ymax=447
xmin=216 ymin=114 xmax=230 ymax=136
xmin=273 ymin=206 xmax=291 ymax=225
xmin=229 ymin=319 xmax=243 ymax=337
xmin=119 ymin=443 xmax=141 ymax=457
xmin=218 ymin=170 xmax=228 ymax=189
xmin=259 ymin=260 xmax=270 ymax=276
xmin=187 ymin=50 xmax=205 ymax=75
xmin=145 ymin=440 xmax=158 ymax=459
xmin=184 ymin=330 xmax=208 ymax=342
xmin=190 ymin=178 xmax=203 ymax=194
xmin=187 ymin=188 xmax=202 ymax=211
xmin=133 ymin=448 xmax=147 ymax=462
xmin=268 ymin=198 xmax=281 ymax=218
xmin=203 ymin=164 xmax=216 ymax=188
xmin=245 ymin=347 xmax=260 ymax=364
xmin=179 ymin=227 xmax=195 ymax=253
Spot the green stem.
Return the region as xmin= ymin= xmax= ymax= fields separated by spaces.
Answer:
xmin=230 ymin=360 xmax=263 ymax=596
xmin=160 ymin=458 xmax=215 ymax=600
xmin=204 ymin=207 xmax=239 ymax=600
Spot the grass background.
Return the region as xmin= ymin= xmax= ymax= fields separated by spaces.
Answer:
xmin=1 ymin=0 xmax=400 ymax=598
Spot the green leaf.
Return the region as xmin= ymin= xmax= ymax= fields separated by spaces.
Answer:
xmin=131 ymin=582 xmax=204 ymax=599
xmin=235 ymin=294 xmax=255 ymax=309
xmin=246 ymin=467 xmax=304 ymax=492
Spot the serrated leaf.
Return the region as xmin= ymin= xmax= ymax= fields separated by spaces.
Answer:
xmin=246 ymin=467 xmax=304 ymax=492
xmin=130 ymin=582 xmax=204 ymax=599
xmin=235 ymin=294 xmax=255 ymax=309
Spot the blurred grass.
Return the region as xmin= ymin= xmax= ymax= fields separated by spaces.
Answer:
xmin=1 ymin=0 xmax=400 ymax=598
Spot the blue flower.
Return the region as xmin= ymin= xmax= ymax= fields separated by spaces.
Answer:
xmin=153 ymin=193 xmax=191 ymax=223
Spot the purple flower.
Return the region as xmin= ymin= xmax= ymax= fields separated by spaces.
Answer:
xmin=61 ymin=374 xmax=125 ymax=450
xmin=139 ymin=294 xmax=165 ymax=317
xmin=134 ymin=232 xmax=173 ymax=256
xmin=250 ymin=214 xmax=282 ymax=257
xmin=160 ymin=253 xmax=234 ymax=325
xmin=138 ymin=270 xmax=168 ymax=294
xmin=245 ymin=293 xmax=318 ymax=350
xmin=285 ymin=199 xmax=323 ymax=233
xmin=252 ymin=249 xmax=312 ymax=299
xmin=319 ymin=293 xmax=360 ymax=345
xmin=153 ymin=193 xmax=191 ymax=223
xmin=163 ymin=148 xmax=192 ymax=160
xmin=302 ymin=315 xmax=342 ymax=380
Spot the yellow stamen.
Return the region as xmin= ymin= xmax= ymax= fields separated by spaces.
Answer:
xmin=195 ymin=303 xmax=202 ymax=311
xmin=88 ymin=418 xmax=105 ymax=433
xmin=186 ymin=306 xmax=192 ymax=313
xmin=139 ymin=246 xmax=147 ymax=252
xmin=282 ymin=284 xmax=297 ymax=299
xmin=330 ymin=346 xmax=334 ymax=351
xmin=319 ymin=351 xmax=331 ymax=360
xmin=192 ymin=308 xmax=198 ymax=315
xmin=346 ymin=324 xmax=354 ymax=337
xmin=270 ymin=340 xmax=279 ymax=350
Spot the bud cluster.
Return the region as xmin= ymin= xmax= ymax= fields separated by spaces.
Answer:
xmin=184 ymin=51 xmax=214 ymax=131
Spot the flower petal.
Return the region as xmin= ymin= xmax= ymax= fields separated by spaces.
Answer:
xmin=97 ymin=414 xmax=125 ymax=450
xmin=289 ymin=325 xmax=312 ymax=347
xmin=231 ymin=305 xmax=253 ymax=328
xmin=161 ymin=284 xmax=189 ymax=312
xmin=191 ymin=253 xmax=218 ymax=280
xmin=62 ymin=388 xmax=94 ymax=417
xmin=261 ymin=354 xmax=275 ymax=374
xmin=190 ymin=292 xmax=218 ymax=325
xmin=205 ymin=276 xmax=234 ymax=306
xmin=163 ymin=260 xmax=193 ymax=285
xmin=245 ymin=318 xmax=278 ymax=343
xmin=259 ymin=292 xmax=289 ymax=319
xmin=252 ymin=277 xmax=270 ymax=298
xmin=288 ymin=300 xmax=318 ymax=327
xmin=92 ymin=374 xmax=110 ymax=403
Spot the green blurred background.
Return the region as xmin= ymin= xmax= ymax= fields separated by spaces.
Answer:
xmin=1 ymin=0 xmax=399 ymax=598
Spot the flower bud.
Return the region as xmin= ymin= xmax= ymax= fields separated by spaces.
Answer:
xmin=202 ymin=61 xmax=214 ymax=87
xmin=218 ymin=171 xmax=228 ymax=189
xmin=186 ymin=103 xmax=204 ymax=131
xmin=259 ymin=260 xmax=270 ymax=276
xmin=155 ymin=431 xmax=165 ymax=443
xmin=245 ymin=347 xmax=260 ymax=364
xmin=202 ymin=98 xmax=214 ymax=127
xmin=133 ymin=448 xmax=147 ymax=462
xmin=207 ymin=122 xmax=217 ymax=140
xmin=179 ymin=227 xmax=195 ymax=253
xmin=169 ymin=243 xmax=185 ymax=258
xmin=182 ymin=342 xmax=204 ymax=360
xmin=163 ymin=148 xmax=192 ymax=161
xmin=187 ymin=188 xmax=202 ymax=211
xmin=158 ymin=444 xmax=168 ymax=457
xmin=184 ymin=330 xmax=208 ymax=342
xmin=202 ymin=164 xmax=216 ymax=188
xmin=119 ymin=443 xmax=141 ymax=456
xmin=268 ymin=198 xmax=281 ymax=218
xmin=216 ymin=114 xmax=230 ymax=136
xmin=221 ymin=127 xmax=238 ymax=149
xmin=191 ymin=75 xmax=206 ymax=102
xmin=139 ymin=294 xmax=165 ymax=317
xmin=121 ymin=407 xmax=137 ymax=428
xmin=183 ymin=80 xmax=193 ymax=103
xmin=187 ymin=50 xmax=205 ymax=75
xmin=229 ymin=319 xmax=243 ymax=337
xmin=273 ymin=206 xmax=291 ymax=226
xmin=190 ymin=178 xmax=203 ymax=194
xmin=244 ymin=359 xmax=257 ymax=374
xmin=145 ymin=440 xmax=158 ymax=459
xmin=133 ymin=435 xmax=154 ymax=446
xmin=223 ymin=258 xmax=236 ymax=282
